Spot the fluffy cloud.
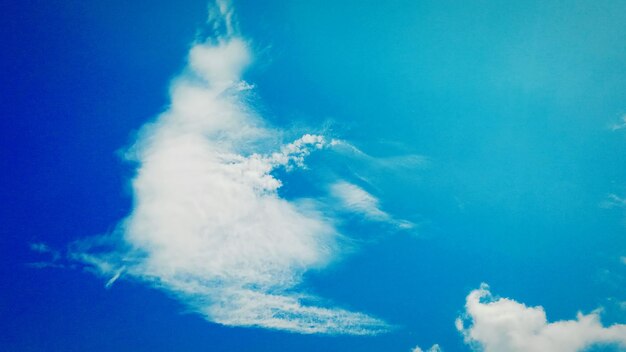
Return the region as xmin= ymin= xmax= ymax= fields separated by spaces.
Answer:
xmin=457 ymin=284 xmax=626 ymax=352
xmin=411 ymin=344 xmax=442 ymax=352
xmin=67 ymin=2 xmax=387 ymax=335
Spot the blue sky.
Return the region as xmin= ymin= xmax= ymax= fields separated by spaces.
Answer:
xmin=2 ymin=0 xmax=626 ymax=351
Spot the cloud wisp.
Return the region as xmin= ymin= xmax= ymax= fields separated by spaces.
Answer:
xmin=67 ymin=1 xmax=387 ymax=335
xmin=330 ymin=181 xmax=414 ymax=230
xmin=27 ymin=242 xmax=66 ymax=269
xmin=611 ymin=115 xmax=626 ymax=131
xmin=600 ymin=194 xmax=626 ymax=209
xmin=456 ymin=284 xmax=626 ymax=352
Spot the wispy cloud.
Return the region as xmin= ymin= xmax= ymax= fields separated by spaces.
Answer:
xmin=611 ymin=115 xmax=626 ymax=131
xmin=330 ymin=181 xmax=414 ymax=229
xmin=600 ymin=193 xmax=626 ymax=209
xmin=30 ymin=242 xmax=60 ymax=260
xmin=66 ymin=1 xmax=387 ymax=335
xmin=27 ymin=242 xmax=66 ymax=269
xmin=331 ymin=140 xmax=427 ymax=172
xmin=457 ymin=284 xmax=626 ymax=352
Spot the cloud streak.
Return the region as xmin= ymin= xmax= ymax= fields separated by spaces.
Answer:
xmin=611 ymin=115 xmax=626 ymax=131
xmin=330 ymin=181 xmax=414 ymax=229
xmin=457 ymin=284 xmax=626 ymax=352
xmin=67 ymin=2 xmax=387 ymax=335
xmin=600 ymin=193 xmax=626 ymax=209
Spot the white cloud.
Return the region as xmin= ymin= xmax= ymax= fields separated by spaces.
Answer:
xmin=30 ymin=242 xmax=60 ymax=259
xmin=411 ymin=343 xmax=442 ymax=352
xmin=67 ymin=2 xmax=387 ymax=335
xmin=457 ymin=284 xmax=626 ymax=352
xmin=611 ymin=115 xmax=626 ymax=131
xmin=600 ymin=194 xmax=626 ymax=209
xmin=330 ymin=181 xmax=389 ymax=221
xmin=330 ymin=181 xmax=414 ymax=229
xmin=330 ymin=139 xmax=427 ymax=172
xmin=28 ymin=242 xmax=65 ymax=269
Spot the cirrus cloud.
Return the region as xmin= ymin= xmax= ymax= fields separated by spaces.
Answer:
xmin=330 ymin=181 xmax=414 ymax=229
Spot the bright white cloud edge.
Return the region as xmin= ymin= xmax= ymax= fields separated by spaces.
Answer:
xmin=68 ymin=2 xmax=388 ymax=335
xmin=457 ymin=283 xmax=626 ymax=352
xmin=330 ymin=181 xmax=414 ymax=230
xmin=411 ymin=344 xmax=442 ymax=352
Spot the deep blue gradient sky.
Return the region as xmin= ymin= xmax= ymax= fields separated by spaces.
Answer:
xmin=2 ymin=1 xmax=626 ymax=351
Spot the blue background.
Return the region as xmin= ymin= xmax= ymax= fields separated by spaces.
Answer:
xmin=2 ymin=1 xmax=626 ymax=351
